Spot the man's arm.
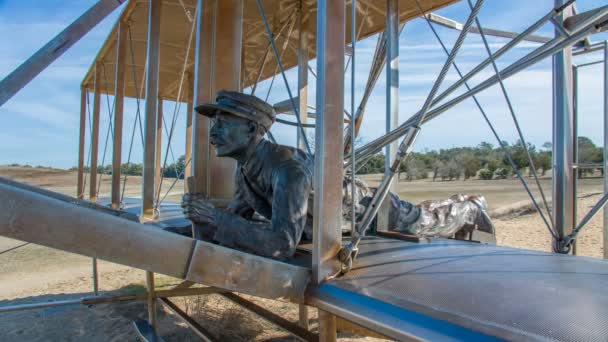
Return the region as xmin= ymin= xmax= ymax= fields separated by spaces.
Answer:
xmin=213 ymin=164 xmax=311 ymax=260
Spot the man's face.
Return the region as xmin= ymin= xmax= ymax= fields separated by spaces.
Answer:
xmin=209 ymin=112 xmax=254 ymax=158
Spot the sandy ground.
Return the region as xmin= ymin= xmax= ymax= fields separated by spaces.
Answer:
xmin=0 ymin=167 xmax=606 ymax=340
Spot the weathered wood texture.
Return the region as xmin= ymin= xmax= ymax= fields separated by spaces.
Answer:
xmin=90 ymin=63 xmax=102 ymax=203
xmin=142 ymin=0 xmax=163 ymax=218
xmin=111 ymin=21 xmax=128 ymax=209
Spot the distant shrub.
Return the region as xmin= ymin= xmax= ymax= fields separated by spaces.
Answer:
xmin=493 ymin=168 xmax=509 ymax=179
xmin=478 ymin=168 xmax=493 ymax=180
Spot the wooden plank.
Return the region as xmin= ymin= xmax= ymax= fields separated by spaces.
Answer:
xmin=207 ymin=0 xmax=242 ymax=199
xmin=0 ymin=0 xmax=126 ymax=106
xmin=192 ymin=0 xmax=214 ymax=195
xmin=90 ymin=63 xmax=102 ymax=203
xmin=142 ymin=0 xmax=163 ymax=218
xmin=111 ymin=21 xmax=128 ymax=209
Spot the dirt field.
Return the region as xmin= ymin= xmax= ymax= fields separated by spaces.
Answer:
xmin=0 ymin=167 xmax=606 ymax=340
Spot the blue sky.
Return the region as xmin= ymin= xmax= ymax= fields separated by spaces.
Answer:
xmin=0 ymin=0 xmax=607 ymax=169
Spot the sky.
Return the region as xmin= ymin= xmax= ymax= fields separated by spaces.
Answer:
xmin=0 ymin=0 xmax=607 ymax=169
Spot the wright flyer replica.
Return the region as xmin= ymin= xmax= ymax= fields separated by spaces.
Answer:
xmin=2 ymin=0 xmax=608 ymax=341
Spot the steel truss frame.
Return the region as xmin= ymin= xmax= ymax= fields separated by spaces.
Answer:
xmin=1 ymin=0 xmax=608 ymax=341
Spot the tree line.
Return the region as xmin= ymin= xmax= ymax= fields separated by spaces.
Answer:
xmin=358 ymin=137 xmax=604 ymax=181
xmin=75 ymin=155 xmax=188 ymax=179
xmin=71 ymin=137 xmax=603 ymax=181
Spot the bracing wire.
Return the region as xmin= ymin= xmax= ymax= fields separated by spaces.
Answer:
xmin=156 ymin=4 xmax=198 ymax=208
xmin=120 ymin=27 xmax=148 ymax=204
xmin=250 ymin=9 xmax=298 ymax=96
xmin=256 ymin=0 xmax=311 ymax=155
xmin=263 ymin=13 xmax=298 ymax=103
xmin=414 ymin=1 xmax=557 ymax=240
xmin=469 ymin=0 xmax=554 ymax=229
xmin=82 ymin=91 xmax=94 ymax=196
xmin=159 ymin=158 xmax=192 ymax=204
xmin=96 ymin=64 xmax=117 ymax=196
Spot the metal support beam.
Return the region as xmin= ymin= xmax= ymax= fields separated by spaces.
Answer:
xmin=184 ymin=73 xmax=194 ymax=184
xmin=378 ymin=0 xmax=399 ymax=231
xmin=297 ymin=0 xmax=309 ymax=151
xmin=0 ymin=0 xmax=126 ymax=107
xmin=192 ymin=0 xmax=215 ymax=195
xmin=142 ymin=0 xmax=162 ymax=218
xmin=90 ymin=63 xmax=102 ymax=203
xmin=426 ymin=13 xmax=552 ymax=43
xmin=552 ymin=0 xmax=575 ymax=242
xmin=77 ymin=88 xmax=87 ymax=199
xmin=313 ymin=0 xmax=345 ymax=284
xmin=604 ymin=40 xmax=608 ymax=259
xmin=92 ymin=257 xmax=99 ymax=295
xmin=572 ymin=64 xmax=579 ymax=255
xmin=111 ymin=21 xmax=128 ymax=210
xmin=155 ymin=98 xmax=163 ymax=194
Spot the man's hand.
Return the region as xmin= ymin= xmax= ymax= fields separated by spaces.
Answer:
xmin=181 ymin=193 xmax=219 ymax=225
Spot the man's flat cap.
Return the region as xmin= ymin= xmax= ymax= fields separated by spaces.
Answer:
xmin=195 ymin=91 xmax=276 ymax=132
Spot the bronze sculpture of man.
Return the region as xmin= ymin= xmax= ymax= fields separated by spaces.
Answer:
xmin=182 ymin=91 xmax=494 ymax=260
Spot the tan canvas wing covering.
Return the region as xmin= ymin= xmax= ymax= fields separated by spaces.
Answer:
xmin=81 ymin=0 xmax=459 ymax=101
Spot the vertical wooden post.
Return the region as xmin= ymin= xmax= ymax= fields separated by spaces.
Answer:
xmin=192 ymin=0 xmax=215 ymax=195
xmin=208 ymin=0 xmax=242 ymax=199
xmin=192 ymin=0 xmax=242 ymax=199
xmin=146 ymin=271 xmax=157 ymax=334
xmin=297 ymin=0 xmax=309 ymax=151
xmin=90 ymin=63 xmax=102 ymax=203
xmin=77 ymin=88 xmax=87 ymax=199
xmin=111 ymin=20 xmax=128 ymax=209
xmin=142 ymin=0 xmax=162 ymax=218
xmin=155 ymin=98 xmax=163 ymax=193
xmin=318 ymin=310 xmax=337 ymax=342
xmin=185 ymin=73 xmax=194 ymax=183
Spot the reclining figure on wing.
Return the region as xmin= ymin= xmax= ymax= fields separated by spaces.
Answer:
xmin=182 ymin=91 xmax=494 ymax=260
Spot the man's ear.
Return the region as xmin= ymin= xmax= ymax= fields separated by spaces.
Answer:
xmin=247 ymin=121 xmax=259 ymax=136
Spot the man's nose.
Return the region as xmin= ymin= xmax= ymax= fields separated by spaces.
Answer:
xmin=210 ymin=123 xmax=219 ymax=136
